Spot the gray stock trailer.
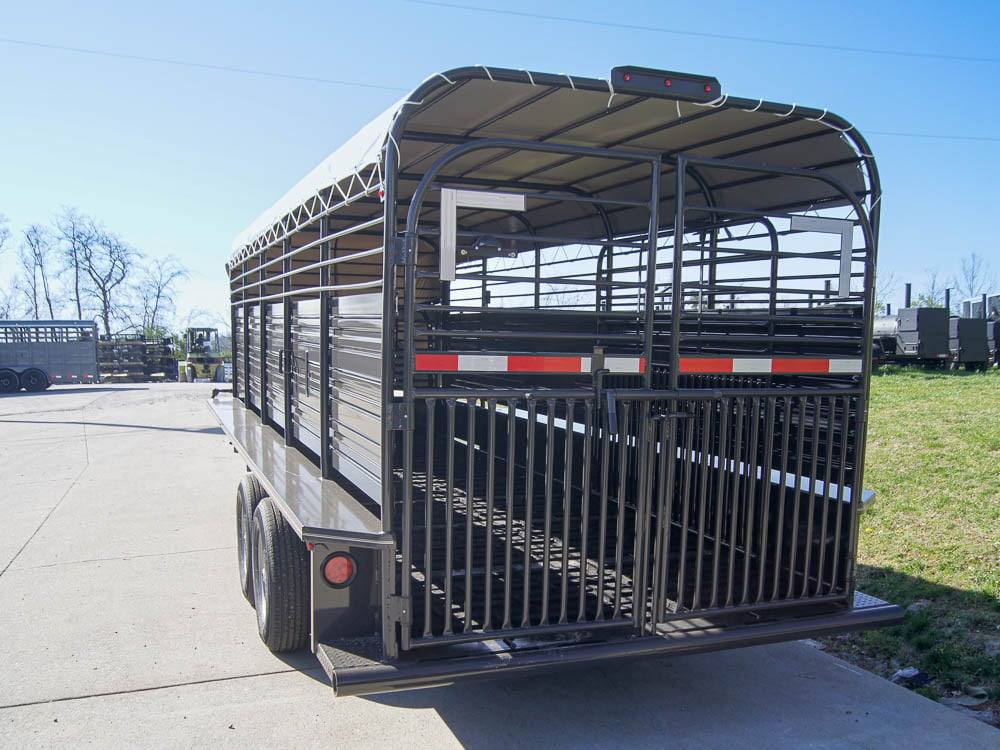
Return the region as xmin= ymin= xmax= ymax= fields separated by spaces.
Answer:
xmin=211 ymin=65 xmax=902 ymax=696
xmin=0 ymin=320 xmax=99 ymax=392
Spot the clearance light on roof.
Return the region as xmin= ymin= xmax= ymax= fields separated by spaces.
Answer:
xmin=612 ymin=66 xmax=721 ymax=104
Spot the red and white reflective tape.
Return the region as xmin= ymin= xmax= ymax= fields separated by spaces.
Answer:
xmin=679 ymin=357 xmax=862 ymax=375
xmin=415 ymin=353 xmax=646 ymax=374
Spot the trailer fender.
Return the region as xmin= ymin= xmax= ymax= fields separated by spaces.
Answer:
xmin=310 ymin=542 xmax=381 ymax=652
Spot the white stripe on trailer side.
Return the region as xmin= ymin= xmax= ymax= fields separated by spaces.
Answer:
xmin=729 ymin=358 xmax=773 ymax=374
xmin=827 ymin=358 xmax=863 ymax=374
xmin=456 ymin=354 xmax=508 ymax=371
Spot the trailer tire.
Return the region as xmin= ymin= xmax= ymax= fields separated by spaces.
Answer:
xmin=251 ymin=498 xmax=310 ymax=652
xmin=20 ymin=369 xmax=49 ymax=392
xmin=0 ymin=369 xmax=18 ymax=393
xmin=237 ymin=474 xmax=268 ymax=606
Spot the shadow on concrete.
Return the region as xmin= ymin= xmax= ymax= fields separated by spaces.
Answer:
xmin=273 ymin=650 xmax=328 ymax=685
xmin=0 ymin=418 xmax=223 ymax=435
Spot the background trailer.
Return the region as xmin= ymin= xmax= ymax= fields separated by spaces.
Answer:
xmin=0 ymin=320 xmax=99 ymax=392
xmin=211 ymin=65 xmax=902 ymax=695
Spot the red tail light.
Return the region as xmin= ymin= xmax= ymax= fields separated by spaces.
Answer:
xmin=322 ymin=553 xmax=356 ymax=588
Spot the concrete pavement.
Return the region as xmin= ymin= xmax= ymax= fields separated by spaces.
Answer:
xmin=1 ymin=384 xmax=996 ymax=748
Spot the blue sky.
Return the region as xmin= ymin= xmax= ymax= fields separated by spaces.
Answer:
xmin=1 ymin=0 xmax=998 ymax=324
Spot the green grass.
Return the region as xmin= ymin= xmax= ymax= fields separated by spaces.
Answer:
xmin=823 ymin=367 xmax=1000 ymax=711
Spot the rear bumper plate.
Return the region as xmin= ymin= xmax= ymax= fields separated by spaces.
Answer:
xmin=318 ymin=591 xmax=901 ymax=696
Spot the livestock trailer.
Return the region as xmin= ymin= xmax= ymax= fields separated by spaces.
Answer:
xmin=0 ymin=320 xmax=99 ymax=392
xmin=948 ymin=317 xmax=990 ymax=370
xmin=211 ymin=65 xmax=902 ymax=696
xmin=872 ymin=307 xmax=950 ymax=366
xmin=98 ymin=333 xmax=177 ymax=381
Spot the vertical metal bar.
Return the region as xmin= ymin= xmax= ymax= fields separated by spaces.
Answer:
xmin=815 ymin=395 xmax=836 ymax=596
xmin=242 ymin=260 xmax=251 ymax=409
xmin=771 ymin=396 xmax=793 ymax=601
xmin=643 ymin=158 xmax=662 ymax=388
xmin=612 ymin=401 xmax=631 ymax=619
xmin=534 ymin=248 xmax=541 ymax=310
xmin=829 ymin=395 xmax=850 ymax=594
xmin=709 ymin=398 xmax=731 ymax=608
xmin=724 ymin=399 xmax=745 ymax=607
xmin=282 ymin=238 xmax=294 ymax=445
xmin=400 ymin=397 xmax=414 ymax=651
xmin=423 ymin=398 xmax=436 ymax=637
xmin=230 ymin=299 xmax=239 ymax=400
xmin=483 ymin=398 xmax=497 ymax=630
xmin=843 ymin=394 xmax=866 ymax=600
xmin=540 ymin=399 xmax=556 ymax=625
xmin=521 ymin=399 xmax=537 ymax=627
xmin=740 ymin=398 xmax=761 ymax=604
xmin=657 ymin=411 xmax=679 ymax=615
xmin=691 ymin=401 xmax=712 ymax=610
xmin=503 ymin=397 xmax=517 ymax=630
xmin=755 ymin=398 xmax=776 ymax=603
xmin=669 ymin=157 xmax=686 ymax=389
xmin=444 ymin=399 xmax=456 ymax=634
xmin=259 ymin=251 xmax=269 ymax=421
xmin=674 ymin=409 xmax=696 ymax=610
xmin=559 ymin=399 xmax=575 ymax=624
xmin=577 ymin=400 xmax=594 ymax=622
xmin=786 ymin=398 xmax=807 ymax=599
xmin=318 ymin=219 xmax=332 ymax=480
xmin=800 ymin=395 xmax=822 ymax=598
xmin=633 ymin=401 xmax=655 ymax=630
xmin=464 ymin=403 xmax=476 ymax=631
xmin=596 ymin=402 xmax=612 ymax=620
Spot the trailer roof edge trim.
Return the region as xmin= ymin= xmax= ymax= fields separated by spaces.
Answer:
xmin=228 ymin=65 xmax=879 ymax=269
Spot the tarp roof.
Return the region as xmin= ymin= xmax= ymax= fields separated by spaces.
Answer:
xmin=230 ymin=66 xmax=876 ymax=268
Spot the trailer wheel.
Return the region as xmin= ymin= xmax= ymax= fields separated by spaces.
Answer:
xmin=237 ymin=474 xmax=268 ymax=606
xmin=251 ymin=498 xmax=309 ymax=652
xmin=20 ymin=369 xmax=49 ymax=392
xmin=0 ymin=369 xmax=18 ymax=394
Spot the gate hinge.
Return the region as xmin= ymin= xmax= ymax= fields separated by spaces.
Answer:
xmin=389 ymin=236 xmax=414 ymax=265
xmin=386 ymin=403 xmax=410 ymax=430
xmin=386 ymin=595 xmax=409 ymax=625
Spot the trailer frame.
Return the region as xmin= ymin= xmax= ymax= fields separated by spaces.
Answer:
xmin=214 ymin=64 xmax=902 ymax=695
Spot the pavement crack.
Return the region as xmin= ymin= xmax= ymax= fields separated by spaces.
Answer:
xmin=0 ymin=404 xmax=92 ymax=578
xmin=8 ymin=545 xmax=236 ymax=572
xmin=0 ymin=667 xmax=326 ymax=710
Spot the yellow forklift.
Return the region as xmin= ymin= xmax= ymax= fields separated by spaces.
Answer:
xmin=178 ymin=327 xmax=226 ymax=382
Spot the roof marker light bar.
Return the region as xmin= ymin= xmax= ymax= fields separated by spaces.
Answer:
xmin=611 ymin=66 xmax=721 ymax=103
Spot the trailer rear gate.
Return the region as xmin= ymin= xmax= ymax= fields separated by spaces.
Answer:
xmin=218 ymin=66 xmax=900 ymax=691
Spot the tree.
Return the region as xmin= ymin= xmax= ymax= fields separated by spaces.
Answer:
xmin=54 ymin=207 xmax=99 ymax=320
xmin=914 ymin=268 xmax=945 ymax=308
xmin=19 ymin=225 xmax=58 ymax=319
xmin=952 ymin=252 xmax=997 ymax=306
xmin=81 ymin=229 xmax=139 ymax=335
xmin=135 ymin=256 xmax=188 ymax=333
xmin=874 ymin=269 xmax=897 ymax=315
xmin=0 ymin=214 xmax=9 ymax=256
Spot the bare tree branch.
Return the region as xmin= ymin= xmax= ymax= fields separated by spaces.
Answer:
xmin=952 ymin=251 xmax=998 ymax=304
xmin=80 ymin=229 xmax=140 ymax=335
xmin=21 ymin=225 xmax=58 ymax=318
xmin=0 ymin=214 xmax=10 ymax=256
xmin=874 ymin=269 xmax=897 ymax=314
xmin=135 ymin=255 xmax=188 ymax=333
xmin=54 ymin=207 xmax=100 ymax=320
xmin=914 ymin=267 xmax=946 ymax=308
